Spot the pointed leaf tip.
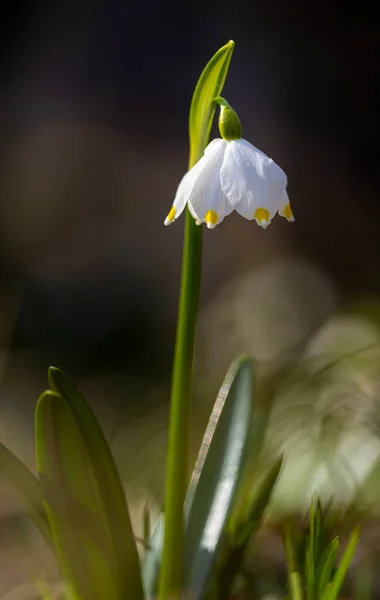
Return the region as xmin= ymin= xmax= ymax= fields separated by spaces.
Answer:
xmin=189 ymin=40 xmax=236 ymax=166
xmin=48 ymin=366 xmax=65 ymax=392
xmin=48 ymin=366 xmax=60 ymax=377
xmin=36 ymin=389 xmax=121 ymax=600
xmin=41 ymin=368 xmax=144 ymax=600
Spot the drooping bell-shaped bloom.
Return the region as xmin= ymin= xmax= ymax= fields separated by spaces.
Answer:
xmin=164 ymin=99 xmax=294 ymax=229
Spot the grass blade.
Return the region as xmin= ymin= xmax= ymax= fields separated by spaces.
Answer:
xmin=232 ymin=455 xmax=284 ymax=549
xmin=322 ymin=527 xmax=360 ymax=600
xmin=316 ymin=537 xmax=339 ymax=597
xmin=284 ymin=523 xmax=304 ymax=600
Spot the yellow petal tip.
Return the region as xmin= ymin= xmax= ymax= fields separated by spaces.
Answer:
xmin=205 ymin=210 xmax=218 ymax=229
xmin=281 ymin=203 xmax=294 ymax=222
xmin=254 ymin=208 xmax=270 ymax=227
xmin=164 ymin=206 xmax=176 ymax=226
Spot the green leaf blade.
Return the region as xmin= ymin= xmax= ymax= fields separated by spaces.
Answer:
xmin=284 ymin=524 xmax=304 ymax=600
xmin=316 ymin=537 xmax=339 ymax=598
xmin=232 ymin=455 xmax=284 ymax=549
xmin=322 ymin=527 xmax=360 ymax=600
xmin=188 ymin=40 xmax=234 ymax=166
xmin=182 ymin=356 xmax=254 ymax=599
xmin=142 ymin=515 xmax=165 ymax=599
xmin=306 ymin=495 xmax=317 ymax=600
xmin=0 ymin=442 xmax=52 ymax=547
xmin=48 ymin=367 xmax=143 ymax=600
xmin=213 ymin=455 xmax=283 ymax=600
xmin=142 ymin=356 xmax=254 ymax=600
xmin=36 ymin=390 xmax=120 ymax=600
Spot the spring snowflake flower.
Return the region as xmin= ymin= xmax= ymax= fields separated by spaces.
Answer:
xmin=164 ymin=99 xmax=294 ymax=229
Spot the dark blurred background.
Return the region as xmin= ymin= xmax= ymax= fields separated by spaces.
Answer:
xmin=1 ymin=1 xmax=380 ymax=595
xmin=1 ymin=0 xmax=379 ymax=378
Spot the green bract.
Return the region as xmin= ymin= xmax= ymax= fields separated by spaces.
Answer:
xmin=188 ymin=40 xmax=235 ymax=166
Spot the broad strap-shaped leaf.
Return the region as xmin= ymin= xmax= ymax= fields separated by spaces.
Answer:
xmin=43 ymin=368 xmax=143 ymax=600
xmin=0 ymin=442 xmax=52 ymax=547
xmin=142 ymin=357 xmax=251 ymax=598
xmin=184 ymin=356 xmax=242 ymax=510
xmin=36 ymin=390 xmax=122 ymax=600
xmin=182 ymin=356 xmax=254 ymax=599
xmin=48 ymin=368 xmax=143 ymax=599
xmin=188 ymin=40 xmax=234 ymax=166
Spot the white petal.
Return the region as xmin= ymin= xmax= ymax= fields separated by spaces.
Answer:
xmin=164 ymin=139 xmax=226 ymax=225
xmin=204 ymin=138 xmax=224 ymax=155
xmin=279 ymin=189 xmax=295 ymax=222
xmin=189 ymin=192 xmax=233 ymax=229
xmin=220 ymin=139 xmax=287 ymax=221
xmin=187 ymin=141 xmax=231 ymax=228
xmin=164 ymin=163 xmax=203 ymax=225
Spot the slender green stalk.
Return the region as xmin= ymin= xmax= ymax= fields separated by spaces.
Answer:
xmin=158 ymin=39 xmax=235 ymax=600
xmin=158 ymin=207 xmax=202 ymax=599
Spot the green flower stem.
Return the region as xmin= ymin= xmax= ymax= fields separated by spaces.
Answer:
xmin=158 ymin=189 xmax=203 ymax=600
xmin=158 ymin=40 xmax=235 ymax=600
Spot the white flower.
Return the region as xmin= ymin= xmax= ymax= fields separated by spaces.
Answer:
xmin=164 ymin=138 xmax=293 ymax=229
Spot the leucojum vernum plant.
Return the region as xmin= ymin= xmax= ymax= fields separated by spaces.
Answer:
xmin=0 ymin=41 xmax=361 ymax=600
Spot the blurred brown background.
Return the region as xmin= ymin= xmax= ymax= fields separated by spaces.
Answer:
xmin=1 ymin=0 xmax=380 ymax=597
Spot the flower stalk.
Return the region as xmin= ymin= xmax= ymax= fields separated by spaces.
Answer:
xmin=158 ymin=40 xmax=236 ymax=600
xmin=158 ymin=166 xmax=203 ymax=600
